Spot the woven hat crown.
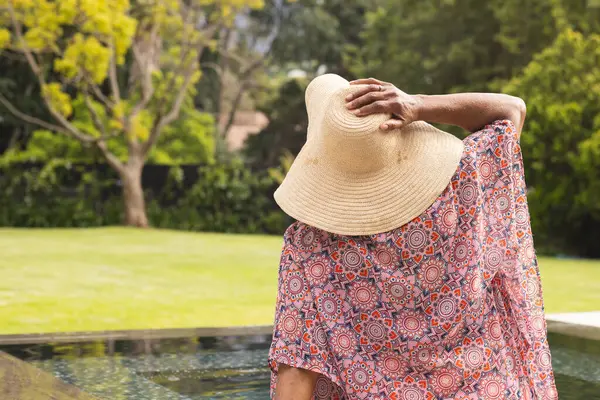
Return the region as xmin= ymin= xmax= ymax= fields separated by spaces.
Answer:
xmin=306 ymin=74 xmax=400 ymax=175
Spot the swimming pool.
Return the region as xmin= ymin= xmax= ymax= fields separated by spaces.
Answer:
xmin=1 ymin=331 xmax=599 ymax=399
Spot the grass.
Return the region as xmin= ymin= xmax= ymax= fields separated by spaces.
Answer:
xmin=535 ymin=257 xmax=600 ymax=314
xmin=0 ymin=228 xmax=598 ymax=335
xmin=0 ymin=228 xmax=283 ymax=335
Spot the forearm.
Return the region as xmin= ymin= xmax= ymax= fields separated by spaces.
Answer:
xmin=414 ymin=93 xmax=526 ymax=134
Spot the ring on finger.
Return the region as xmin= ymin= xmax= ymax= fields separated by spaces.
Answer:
xmin=378 ymin=85 xmax=385 ymax=92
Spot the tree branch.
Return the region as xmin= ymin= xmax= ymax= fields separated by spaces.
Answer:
xmin=129 ymin=18 xmax=160 ymax=104
xmin=83 ymin=95 xmax=107 ymax=137
xmin=7 ymin=5 xmax=40 ymax=76
xmin=216 ymin=46 xmax=251 ymax=67
xmin=201 ymin=61 xmax=225 ymax=80
xmin=152 ymin=12 xmax=203 ymax=106
xmin=129 ymin=82 xmax=154 ymax=119
xmin=7 ymin=4 xmax=95 ymax=144
xmin=108 ymin=40 xmax=122 ymax=104
xmin=216 ymin=7 xmax=281 ymax=139
xmin=141 ymin=65 xmax=195 ymax=156
xmin=96 ymin=141 xmax=124 ymax=173
xmin=220 ymin=55 xmax=267 ymax=137
xmin=129 ymin=40 xmax=156 ymax=119
xmin=0 ymin=92 xmax=74 ymax=136
xmin=220 ymin=83 xmax=246 ymax=138
xmin=140 ymin=14 xmax=219 ymax=157
xmin=82 ymin=95 xmax=125 ymax=172
xmin=84 ymin=76 xmax=114 ymax=109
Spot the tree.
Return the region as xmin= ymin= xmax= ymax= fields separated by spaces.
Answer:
xmin=0 ymin=55 xmax=50 ymax=154
xmin=2 ymin=100 xmax=216 ymax=165
xmin=348 ymin=0 xmax=563 ymax=94
xmin=194 ymin=0 xmax=292 ymax=153
xmin=244 ymin=77 xmax=307 ymax=168
xmin=504 ymin=29 xmax=600 ymax=257
xmin=561 ymin=0 xmax=600 ymax=35
xmin=244 ymin=0 xmax=375 ymax=168
xmin=215 ymin=1 xmax=283 ymax=139
xmin=267 ymin=0 xmax=376 ymax=76
xmin=0 ymin=0 xmax=263 ymax=227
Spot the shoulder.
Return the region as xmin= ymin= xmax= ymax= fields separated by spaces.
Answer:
xmin=282 ymin=221 xmax=333 ymax=256
xmin=454 ymin=119 xmax=522 ymax=194
xmin=462 ymin=119 xmax=521 ymax=175
xmin=463 ymin=119 xmax=519 ymax=153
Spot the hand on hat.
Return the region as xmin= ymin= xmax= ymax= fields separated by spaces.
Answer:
xmin=345 ymin=77 xmax=422 ymax=131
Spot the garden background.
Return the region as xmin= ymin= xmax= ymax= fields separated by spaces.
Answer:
xmin=1 ymin=0 xmax=599 ymax=334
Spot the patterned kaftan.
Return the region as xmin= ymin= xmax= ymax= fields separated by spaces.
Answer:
xmin=268 ymin=120 xmax=558 ymax=399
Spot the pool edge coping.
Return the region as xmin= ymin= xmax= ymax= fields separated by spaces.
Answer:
xmin=0 ymin=325 xmax=273 ymax=345
xmin=2 ymin=312 xmax=600 ymax=345
xmin=546 ymin=312 xmax=600 ymax=341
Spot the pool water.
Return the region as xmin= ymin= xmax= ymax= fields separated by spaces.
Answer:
xmin=144 ymin=368 xmax=270 ymax=399
xmin=1 ymin=332 xmax=599 ymax=399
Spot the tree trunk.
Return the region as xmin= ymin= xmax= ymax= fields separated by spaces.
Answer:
xmin=120 ymin=166 xmax=149 ymax=228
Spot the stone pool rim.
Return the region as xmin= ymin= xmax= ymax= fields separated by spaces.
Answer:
xmin=1 ymin=312 xmax=599 ymax=345
xmin=0 ymin=325 xmax=273 ymax=345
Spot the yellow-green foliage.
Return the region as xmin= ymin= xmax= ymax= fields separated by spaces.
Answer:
xmin=41 ymin=83 xmax=73 ymax=118
xmin=55 ymin=34 xmax=112 ymax=83
xmin=1 ymin=0 xmax=263 ymax=145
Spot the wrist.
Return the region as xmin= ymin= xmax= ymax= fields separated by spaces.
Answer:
xmin=412 ymin=94 xmax=427 ymax=121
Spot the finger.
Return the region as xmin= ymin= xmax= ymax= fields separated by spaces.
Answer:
xmin=380 ymin=119 xmax=405 ymax=131
xmin=354 ymin=100 xmax=389 ymax=116
xmin=346 ymin=90 xmax=392 ymax=110
xmin=349 ymin=77 xmax=384 ymax=86
xmin=345 ymin=84 xmax=384 ymax=102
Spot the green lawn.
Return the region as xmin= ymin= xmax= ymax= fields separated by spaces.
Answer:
xmin=0 ymin=228 xmax=282 ymax=335
xmin=0 ymin=228 xmax=598 ymax=335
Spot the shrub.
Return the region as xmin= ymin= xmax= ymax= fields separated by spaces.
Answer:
xmin=0 ymin=160 xmax=290 ymax=235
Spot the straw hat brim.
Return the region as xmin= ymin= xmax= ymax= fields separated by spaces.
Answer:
xmin=274 ymin=121 xmax=464 ymax=236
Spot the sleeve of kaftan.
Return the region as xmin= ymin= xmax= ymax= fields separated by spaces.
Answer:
xmin=485 ymin=120 xmax=558 ymax=399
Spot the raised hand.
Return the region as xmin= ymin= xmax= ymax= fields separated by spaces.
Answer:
xmin=345 ymin=77 xmax=422 ymax=131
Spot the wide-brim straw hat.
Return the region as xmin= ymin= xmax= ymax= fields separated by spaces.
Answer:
xmin=274 ymin=74 xmax=464 ymax=236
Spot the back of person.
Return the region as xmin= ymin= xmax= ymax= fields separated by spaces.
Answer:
xmin=268 ymin=74 xmax=558 ymax=400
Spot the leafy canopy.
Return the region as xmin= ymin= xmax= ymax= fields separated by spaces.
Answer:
xmin=504 ymin=29 xmax=600 ymax=256
xmin=0 ymin=0 xmax=264 ymax=159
